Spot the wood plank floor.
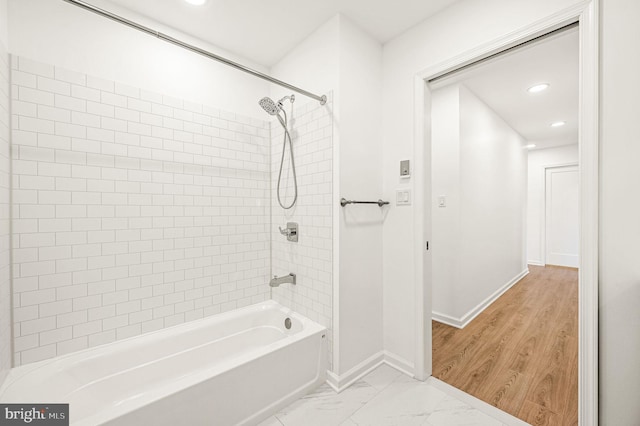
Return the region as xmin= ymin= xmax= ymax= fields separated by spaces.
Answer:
xmin=432 ymin=265 xmax=578 ymax=426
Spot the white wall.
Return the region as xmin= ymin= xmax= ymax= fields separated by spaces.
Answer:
xmin=600 ymin=0 xmax=640 ymax=422
xmin=458 ymin=86 xmax=528 ymax=319
xmin=336 ymin=17 xmax=384 ymax=375
xmin=269 ymin=16 xmax=340 ymax=102
xmin=0 ymin=0 xmax=11 ymax=384
xmin=0 ymin=0 xmax=8 ymax=49
xmin=8 ymin=0 xmax=269 ymax=119
xmin=526 ymin=145 xmax=578 ymax=265
xmin=381 ymin=0 xmax=586 ymax=372
xmin=430 ymin=85 xmax=460 ymax=321
xmin=431 ymin=84 xmax=527 ymax=323
xmin=270 ymin=14 xmax=384 ymax=377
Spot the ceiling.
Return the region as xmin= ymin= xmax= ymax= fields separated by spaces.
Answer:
xmin=103 ymin=0 xmax=458 ymax=67
xmin=433 ymin=28 xmax=579 ymax=150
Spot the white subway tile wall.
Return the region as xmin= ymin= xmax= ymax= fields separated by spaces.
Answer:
xmin=270 ymin=96 xmax=334 ymax=370
xmin=0 ymin=44 xmax=11 ymax=383
xmin=10 ymin=57 xmax=272 ymax=365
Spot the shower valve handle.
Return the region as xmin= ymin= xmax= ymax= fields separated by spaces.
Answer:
xmin=278 ymin=223 xmax=298 ymax=242
xmin=279 ymin=226 xmax=294 ymax=236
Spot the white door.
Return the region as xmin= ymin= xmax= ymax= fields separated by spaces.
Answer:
xmin=545 ymin=165 xmax=579 ymax=267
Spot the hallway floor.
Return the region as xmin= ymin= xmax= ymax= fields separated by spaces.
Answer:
xmin=432 ymin=265 xmax=578 ymax=426
xmin=259 ymin=364 xmax=526 ymax=426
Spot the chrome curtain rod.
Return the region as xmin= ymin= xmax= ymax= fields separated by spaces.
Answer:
xmin=61 ymin=0 xmax=327 ymax=105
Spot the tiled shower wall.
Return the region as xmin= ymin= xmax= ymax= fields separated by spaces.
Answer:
xmin=0 ymin=42 xmax=11 ymax=382
xmin=271 ymin=96 xmax=333 ymax=369
xmin=10 ymin=57 xmax=271 ymax=365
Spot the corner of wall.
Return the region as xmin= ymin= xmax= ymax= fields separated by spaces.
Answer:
xmin=0 ymin=18 xmax=11 ymax=385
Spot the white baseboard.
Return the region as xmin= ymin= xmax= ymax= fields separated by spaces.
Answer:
xmin=527 ymin=260 xmax=545 ymax=266
xmin=326 ymin=350 xmax=416 ymax=393
xmin=382 ymin=351 xmax=414 ymax=377
xmin=432 ymin=268 xmax=529 ymax=329
xmin=431 ymin=311 xmax=462 ymax=329
xmin=326 ymin=351 xmax=385 ymax=393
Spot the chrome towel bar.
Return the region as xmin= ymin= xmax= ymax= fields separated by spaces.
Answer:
xmin=340 ymin=198 xmax=389 ymax=207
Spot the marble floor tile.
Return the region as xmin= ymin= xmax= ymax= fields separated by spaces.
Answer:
xmin=264 ymin=365 xmax=509 ymax=426
xmin=274 ymin=381 xmax=379 ymax=426
xmin=348 ymin=377 xmax=449 ymax=425
xmin=256 ymin=416 xmax=284 ymax=426
xmin=360 ymin=363 xmax=403 ymax=391
xmin=425 ymin=395 xmax=503 ymax=426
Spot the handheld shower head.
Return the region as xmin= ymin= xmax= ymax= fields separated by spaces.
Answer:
xmin=259 ymin=97 xmax=279 ymax=116
xmin=259 ymin=95 xmax=296 ymax=116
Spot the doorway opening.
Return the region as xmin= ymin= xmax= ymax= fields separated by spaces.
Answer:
xmin=427 ymin=25 xmax=579 ymax=424
xmin=411 ymin=4 xmax=598 ymax=425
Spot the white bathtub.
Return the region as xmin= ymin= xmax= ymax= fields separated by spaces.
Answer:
xmin=0 ymin=300 xmax=327 ymax=425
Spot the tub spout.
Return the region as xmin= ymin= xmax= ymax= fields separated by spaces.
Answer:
xmin=270 ymin=273 xmax=296 ymax=287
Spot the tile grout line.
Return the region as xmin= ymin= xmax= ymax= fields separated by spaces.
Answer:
xmin=341 ymin=366 xmax=408 ymax=423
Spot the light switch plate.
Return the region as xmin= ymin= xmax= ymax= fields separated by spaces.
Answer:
xmin=396 ymin=189 xmax=411 ymax=206
xmin=438 ymin=196 xmax=446 ymax=207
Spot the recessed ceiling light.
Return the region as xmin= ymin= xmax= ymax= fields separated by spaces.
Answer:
xmin=527 ymin=83 xmax=550 ymax=93
xmin=526 ymin=144 xmax=536 ymax=149
xmin=551 ymin=121 xmax=566 ymax=127
xmin=184 ymin=0 xmax=206 ymax=5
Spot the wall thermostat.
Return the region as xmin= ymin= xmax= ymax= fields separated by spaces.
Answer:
xmin=400 ymin=160 xmax=410 ymax=178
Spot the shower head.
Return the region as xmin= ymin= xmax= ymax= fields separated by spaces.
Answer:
xmin=259 ymin=95 xmax=295 ymax=116
xmin=259 ymin=97 xmax=279 ymax=116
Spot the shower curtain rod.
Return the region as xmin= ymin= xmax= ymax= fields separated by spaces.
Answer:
xmin=61 ymin=0 xmax=327 ymax=105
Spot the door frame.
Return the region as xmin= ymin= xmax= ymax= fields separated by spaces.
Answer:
xmin=544 ymin=163 xmax=580 ymax=267
xmin=411 ymin=1 xmax=598 ymax=425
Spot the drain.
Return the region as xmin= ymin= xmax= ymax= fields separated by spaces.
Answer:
xmin=284 ymin=317 xmax=292 ymax=329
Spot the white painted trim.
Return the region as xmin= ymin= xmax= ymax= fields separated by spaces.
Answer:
xmin=430 ymin=311 xmax=461 ymax=329
xmin=326 ymin=351 xmax=385 ymax=393
xmin=413 ymin=74 xmax=431 ymax=381
xmin=383 ymin=351 xmax=415 ymax=378
xmin=428 ymin=378 xmax=531 ymax=426
xmin=577 ymin=2 xmax=599 ymax=424
xmin=325 ymin=372 xmax=339 ymax=392
xmin=527 ymin=260 xmax=545 ymax=267
xmin=432 ymin=269 xmax=529 ymax=329
xmin=325 ymin=350 xmax=415 ymax=393
xmin=412 ymin=2 xmax=598 ymax=425
xmin=331 ymin=91 xmax=341 ymax=376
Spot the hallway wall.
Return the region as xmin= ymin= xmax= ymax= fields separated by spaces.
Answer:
xmin=431 ymin=84 xmax=527 ymax=326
